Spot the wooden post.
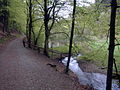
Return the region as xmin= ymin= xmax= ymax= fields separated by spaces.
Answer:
xmin=23 ymin=40 xmax=25 ymax=47
xmin=38 ymin=47 xmax=40 ymax=53
xmin=60 ymin=53 xmax=62 ymax=59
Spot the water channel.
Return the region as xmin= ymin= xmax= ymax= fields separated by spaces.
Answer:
xmin=61 ymin=55 xmax=120 ymax=90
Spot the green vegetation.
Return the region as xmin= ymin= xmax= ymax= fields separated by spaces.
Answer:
xmin=0 ymin=35 xmax=14 ymax=43
xmin=78 ymin=41 xmax=108 ymax=66
xmin=52 ymin=41 xmax=120 ymax=71
xmin=52 ymin=46 xmax=69 ymax=53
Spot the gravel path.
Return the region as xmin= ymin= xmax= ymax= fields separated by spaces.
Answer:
xmin=0 ymin=37 xmax=88 ymax=90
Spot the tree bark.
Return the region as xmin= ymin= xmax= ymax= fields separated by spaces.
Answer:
xmin=26 ymin=8 xmax=29 ymax=41
xmin=65 ymin=0 xmax=76 ymax=74
xmin=106 ymin=0 xmax=117 ymax=90
xmin=44 ymin=32 xmax=49 ymax=56
xmin=28 ymin=0 xmax=32 ymax=48
xmin=2 ymin=18 xmax=5 ymax=33
xmin=43 ymin=0 xmax=49 ymax=57
xmin=34 ymin=24 xmax=43 ymax=45
xmin=2 ymin=0 xmax=9 ymax=34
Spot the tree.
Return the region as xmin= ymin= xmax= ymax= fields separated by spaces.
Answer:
xmin=25 ymin=0 xmax=33 ymax=48
xmin=43 ymin=0 xmax=65 ymax=56
xmin=43 ymin=0 xmax=49 ymax=56
xmin=0 ymin=0 xmax=9 ymax=33
xmin=25 ymin=0 xmax=44 ymax=47
xmin=9 ymin=0 xmax=26 ymax=32
xmin=106 ymin=0 xmax=117 ymax=90
xmin=65 ymin=0 xmax=76 ymax=74
xmin=28 ymin=0 xmax=33 ymax=48
xmin=0 ymin=0 xmax=27 ymax=34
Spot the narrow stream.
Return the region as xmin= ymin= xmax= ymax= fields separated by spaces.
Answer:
xmin=61 ymin=55 xmax=120 ymax=90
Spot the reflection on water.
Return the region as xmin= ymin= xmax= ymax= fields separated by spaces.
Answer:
xmin=62 ymin=56 xmax=120 ymax=90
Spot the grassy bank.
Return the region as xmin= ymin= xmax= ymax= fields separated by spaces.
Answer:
xmin=0 ymin=32 xmax=21 ymax=44
xmin=0 ymin=35 xmax=15 ymax=43
xmin=52 ymin=41 xmax=120 ymax=71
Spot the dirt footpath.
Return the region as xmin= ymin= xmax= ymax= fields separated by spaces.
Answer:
xmin=0 ymin=37 xmax=90 ymax=90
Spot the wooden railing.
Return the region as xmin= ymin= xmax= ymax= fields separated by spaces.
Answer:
xmin=22 ymin=38 xmax=68 ymax=59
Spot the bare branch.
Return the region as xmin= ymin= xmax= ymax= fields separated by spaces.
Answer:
xmin=115 ymin=44 xmax=120 ymax=46
xmin=49 ymin=1 xmax=57 ymax=31
xmin=117 ymin=6 xmax=120 ymax=8
xmin=35 ymin=0 xmax=44 ymax=11
xmin=50 ymin=32 xmax=69 ymax=37
xmin=34 ymin=24 xmax=44 ymax=45
xmin=32 ymin=17 xmax=43 ymax=22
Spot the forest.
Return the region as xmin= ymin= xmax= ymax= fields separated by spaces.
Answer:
xmin=0 ymin=0 xmax=120 ymax=90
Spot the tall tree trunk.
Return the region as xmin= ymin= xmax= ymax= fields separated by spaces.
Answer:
xmin=26 ymin=8 xmax=29 ymax=41
xmin=44 ymin=32 xmax=49 ymax=56
xmin=34 ymin=24 xmax=43 ymax=45
xmin=5 ymin=14 xmax=9 ymax=34
xmin=2 ymin=18 xmax=5 ymax=33
xmin=2 ymin=0 xmax=9 ymax=34
xmin=65 ymin=0 xmax=76 ymax=74
xmin=106 ymin=0 xmax=117 ymax=90
xmin=44 ymin=0 xmax=49 ymax=57
xmin=3 ymin=14 xmax=9 ymax=33
xmin=28 ymin=0 xmax=32 ymax=48
xmin=31 ymin=27 xmax=36 ymax=45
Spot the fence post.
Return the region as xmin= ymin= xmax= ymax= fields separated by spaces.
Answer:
xmin=60 ymin=53 xmax=62 ymax=59
xmin=38 ymin=47 xmax=40 ymax=53
xmin=23 ymin=40 xmax=25 ymax=47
